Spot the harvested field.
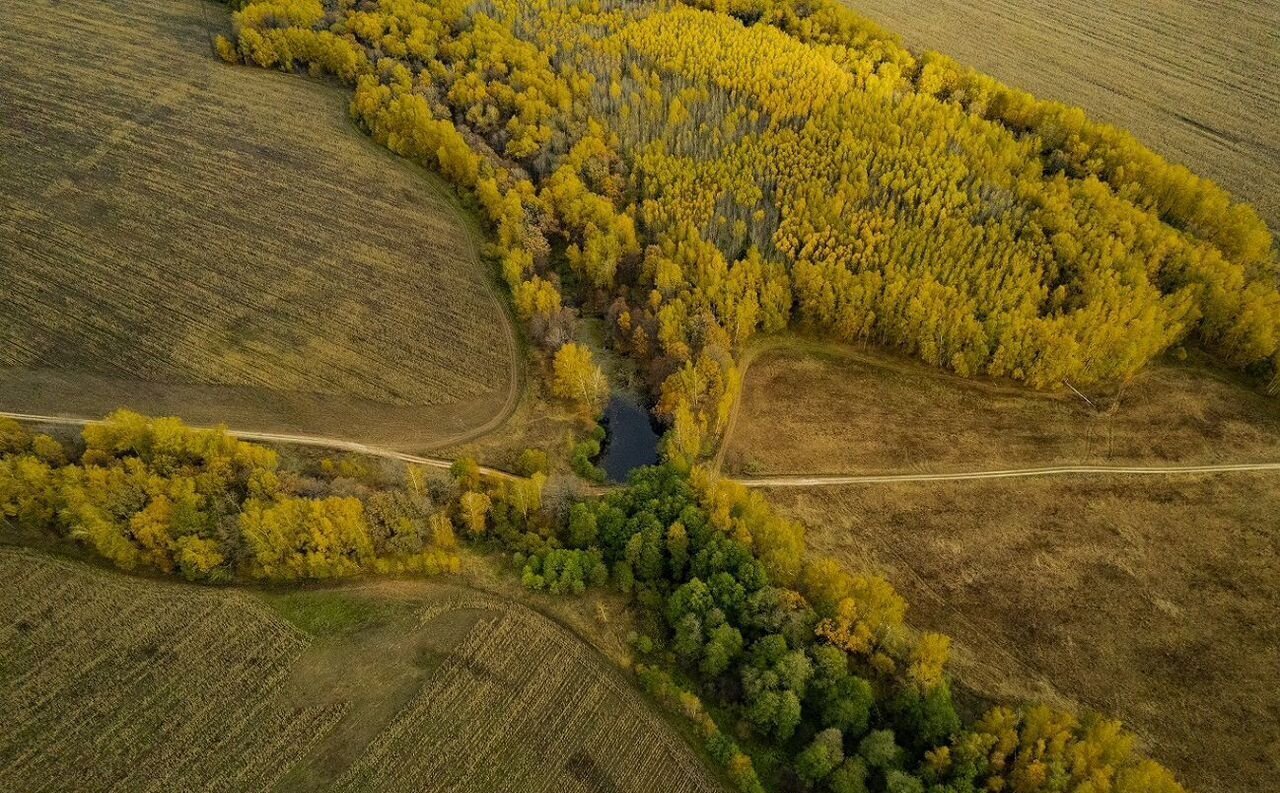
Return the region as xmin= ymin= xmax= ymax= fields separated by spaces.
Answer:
xmin=0 ymin=0 xmax=515 ymax=445
xmin=843 ymin=0 xmax=1280 ymax=231
xmin=768 ymin=476 xmax=1280 ymax=793
xmin=338 ymin=600 xmax=723 ymax=793
xmin=722 ymin=339 xmax=1280 ymax=476
xmin=0 ymin=549 xmax=723 ymax=792
xmin=0 ymin=548 xmax=345 ymax=792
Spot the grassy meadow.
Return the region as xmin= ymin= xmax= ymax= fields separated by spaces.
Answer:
xmin=0 ymin=548 xmax=724 ymax=792
xmin=844 ymin=0 xmax=1280 ymax=232
xmin=767 ymin=476 xmax=1280 ymax=793
xmin=0 ymin=0 xmax=516 ymax=448
xmin=335 ymin=601 xmax=722 ymax=793
xmin=722 ymin=339 xmax=1280 ymax=475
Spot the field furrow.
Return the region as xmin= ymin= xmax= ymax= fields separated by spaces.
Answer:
xmin=336 ymin=603 xmax=723 ymax=793
xmin=0 ymin=549 xmax=337 ymax=792
xmin=0 ymin=0 xmax=515 ymax=421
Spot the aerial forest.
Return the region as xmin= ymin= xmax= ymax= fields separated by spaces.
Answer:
xmin=27 ymin=0 xmax=1261 ymax=790
xmin=219 ymin=0 xmax=1278 ymax=462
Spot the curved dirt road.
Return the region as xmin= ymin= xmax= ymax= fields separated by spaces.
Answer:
xmin=734 ymin=462 xmax=1280 ymax=487
xmin=7 ymin=411 xmax=1280 ymax=488
xmin=0 ymin=412 xmax=516 ymax=480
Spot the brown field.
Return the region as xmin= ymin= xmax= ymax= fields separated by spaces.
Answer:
xmin=843 ymin=0 xmax=1280 ymax=232
xmin=0 ymin=548 xmax=723 ymax=792
xmin=768 ymin=476 xmax=1280 ymax=793
xmin=0 ymin=0 xmax=516 ymax=448
xmin=722 ymin=339 xmax=1280 ymax=476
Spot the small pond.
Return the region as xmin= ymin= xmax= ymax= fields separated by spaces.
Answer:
xmin=598 ymin=394 xmax=660 ymax=483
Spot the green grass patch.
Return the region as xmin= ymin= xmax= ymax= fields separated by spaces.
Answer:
xmin=260 ymin=591 xmax=403 ymax=638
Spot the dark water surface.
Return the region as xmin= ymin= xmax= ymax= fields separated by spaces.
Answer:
xmin=598 ymin=395 xmax=659 ymax=483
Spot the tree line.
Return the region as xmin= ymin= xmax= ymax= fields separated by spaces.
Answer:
xmin=1 ymin=413 xmax=1187 ymax=792
xmin=0 ymin=413 xmax=461 ymax=580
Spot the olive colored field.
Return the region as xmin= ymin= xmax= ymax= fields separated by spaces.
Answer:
xmin=0 ymin=0 xmax=515 ymax=447
xmin=0 ymin=548 xmax=724 ymax=792
xmin=722 ymin=339 xmax=1280 ymax=476
xmin=844 ymin=0 xmax=1280 ymax=232
xmin=768 ymin=476 xmax=1280 ymax=793
xmin=0 ymin=548 xmax=345 ymax=791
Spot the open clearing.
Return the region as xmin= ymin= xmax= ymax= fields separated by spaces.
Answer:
xmin=843 ymin=0 xmax=1280 ymax=232
xmin=0 ymin=0 xmax=516 ymax=449
xmin=768 ymin=476 xmax=1280 ymax=793
xmin=721 ymin=339 xmax=1280 ymax=476
xmin=0 ymin=547 xmax=723 ymax=792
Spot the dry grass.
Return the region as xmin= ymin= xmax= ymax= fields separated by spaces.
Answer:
xmin=843 ymin=0 xmax=1280 ymax=232
xmin=0 ymin=0 xmax=515 ymax=443
xmin=722 ymin=338 xmax=1280 ymax=475
xmin=768 ymin=476 xmax=1280 ymax=793
xmin=0 ymin=548 xmax=346 ymax=792
xmin=435 ymin=371 xmax=586 ymax=473
xmin=725 ymin=337 xmax=1280 ymax=791
xmin=262 ymin=586 xmax=496 ymax=791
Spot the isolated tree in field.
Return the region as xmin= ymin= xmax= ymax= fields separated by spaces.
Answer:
xmin=551 ymin=343 xmax=607 ymax=413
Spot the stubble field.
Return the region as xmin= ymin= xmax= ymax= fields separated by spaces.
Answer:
xmin=0 ymin=548 xmax=724 ymax=792
xmin=337 ymin=601 xmax=722 ymax=793
xmin=0 ymin=549 xmax=346 ymax=791
xmin=0 ymin=0 xmax=516 ymax=448
xmin=843 ymin=0 xmax=1280 ymax=231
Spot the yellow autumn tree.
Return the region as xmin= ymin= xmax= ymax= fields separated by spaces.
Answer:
xmin=459 ymin=490 xmax=491 ymax=537
xmin=551 ymin=343 xmax=608 ymax=414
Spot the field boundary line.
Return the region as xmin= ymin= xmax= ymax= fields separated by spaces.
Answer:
xmin=711 ymin=335 xmax=791 ymax=474
xmin=413 ymin=164 xmax=524 ymax=451
xmin=197 ymin=0 xmax=523 ymax=450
